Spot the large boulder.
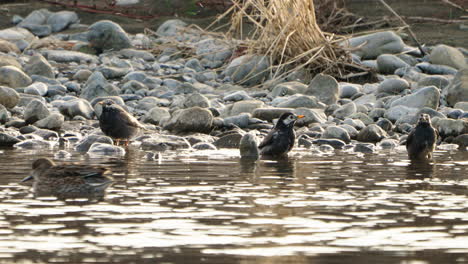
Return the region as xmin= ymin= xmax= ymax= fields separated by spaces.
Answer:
xmin=46 ymin=11 xmax=79 ymax=32
xmin=344 ymin=31 xmax=405 ymax=59
xmin=430 ymin=44 xmax=467 ymax=70
xmin=0 ymin=27 xmax=36 ymax=50
xmin=0 ymin=66 xmax=32 ymax=88
xmin=434 ymin=118 xmax=468 ymax=138
xmin=445 ymin=68 xmax=468 ymax=107
xmin=223 ymin=55 xmax=270 ymax=86
xmin=390 ymin=86 xmax=440 ymax=109
xmin=164 ymin=107 xmax=213 ymax=133
xmin=88 ymin=20 xmax=132 ymax=52
xmin=80 ymin=72 xmax=120 ymax=101
xmin=239 ymin=133 xmax=259 ymax=159
xmin=306 ymin=73 xmax=339 ymax=105
xmin=0 ymin=86 xmax=20 ymax=108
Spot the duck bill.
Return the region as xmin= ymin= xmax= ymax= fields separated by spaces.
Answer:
xmin=296 ymin=115 xmax=305 ymax=119
xmin=21 ymin=175 xmax=33 ymax=182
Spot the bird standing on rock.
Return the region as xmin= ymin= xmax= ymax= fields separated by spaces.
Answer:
xmin=406 ymin=113 xmax=438 ymax=160
xmin=258 ymin=112 xmax=304 ymax=157
xmin=21 ymin=158 xmax=113 ymax=199
xmin=98 ymin=100 xmax=144 ymax=146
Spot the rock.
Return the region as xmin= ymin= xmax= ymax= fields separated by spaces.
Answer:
xmin=253 ymin=108 xmax=294 ymax=121
xmin=416 ymin=62 xmax=458 ymax=75
xmin=0 ymin=27 xmax=35 ymax=50
xmin=349 ymin=112 xmax=374 ymax=125
xmin=333 ymin=102 xmax=356 ymax=119
xmin=0 ymin=39 xmax=20 ymax=54
xmin=228 ymin=100 xmax=264 ymax=116
xmin=43 ymin=50 xmax=97 ymax=63
xmin=357 ymin=124 xmax=388 ymax=143
xmin=417 ymin=75 xmax=450 ymax=90
xmin=239 ymin=133 xmax=259 ymax=158
xmin=378 ymin=78 xmax=410 ymax=94
xmin=223 ymin=55 xmax=269 ymax=86
xmin=345 ymin=31 xmax=404 ymax=59
xmin=24 ymin=54 xmax=54 ymax=79
xmin=14 ymin=139 xmax=52 ymax=149
xmin=81 ymin=72 xmax=120 ymax=101
xmin=385 ymin=105 xmax=418 ymax=122
xmin=322 ymin=126 xmax=351 ymax=143
xmin=390 ymin=86 xmax=440 ymax=109
xmin=34 ymin=113 xmax=64 ymax=130
xmin=430 ymin=44 xmax=467 ymax=70
xmin=376 ymin=118 xmax=393 ymax=132
xmin=312 ymin=138 xmax=346 ymax=149
xmin=0 ymin=105 xmax=10 ymax=123
xmin=75 ymin=135 xmax=113 ymax=152
xmin=20 ymin=24 xmax=51 ymax=37
xmin=24 ymin=99 xmax=50 ymax=124
xmin=270 ymin=81 xmax=308 ymax=98
xmin=73 ymin=69 xmax=93 ymax=82
xmin=184 ymin=93 xmax=210 ymax=108
xmin=59 ymin=98 xmax=94 ymax=119
xmin=47 ymin=11 xmax=79 ymax=32
xmin=378 ymin=139 xmax=399 ymax=150
xmin=88 ymin=20 xmax=132 ymax=52
xmin=306 ymin=73 xmax=339 ymax=105
xmin=445 ymin=69 xmax=468 ymax=107
xmin=377 ymin=54 xmax=410 ymax=74
xmin=192 ymin=142 xmax=217 ymax=150
xmin=0 ymin=132 xmax=21 ymax=146
xmin=87 ymin=143 xmax=125 ymax=157
xmin=453 ymin=134 xmax=468 ymax=150
xmin=143 ymin=107 xmax=170 ymax=125
xmin=24 ymin=82 xmax=48 ymax=96
xmin=120 ymin=48 xmax=155 ymax=61
xmin=96 ymin=66 xmax=130 ymax=79
xmin=340 ymin=83 xmax=361 ymax=98
xmin=164 ymin=107 xmax=213 ymax=133
xmin=343 ymin=118 xmax=366 ymax=130
xmin=33 ymin=128 xmax=58 ymax=140
xmin=435 ymin=118 xmax=468 ymax=138
xmin=0 ymin=66 xmax=32 ymax=88
xmin=223 ymin=90 xmax=252 ymax=102
xmin=195 ymin=38 xmax=232 ymax=66
xmin=353 ymin=143 xmax=375 ymax=153
xmin=156 ymin=19 xmax=187 ymax=37
xmin=454 ymin=102 xmax=468 ymax=111
xmin=214 ymin=132 xmax=244 ymax=149
xmin=223 ymin=113 xmax=251 ymax=128
xmin=293 ymin=108 xmax=326 ymax=126
xmin=136 ymin=97 xmax=167 ymax=111
xmin=55 ymin=150 xmax=71 ymax=159
xmin=276 ymin=94 xmax=322 ymax=109
xmin=141 ymin=135 xmax=190 ymax=151
xmin=0 ymin=54 xmax=21 ymax=69
xmin=0 ymin=86 xmax=20 ymax=108
xmin=18 ymin=9 xmax=50 ymax=26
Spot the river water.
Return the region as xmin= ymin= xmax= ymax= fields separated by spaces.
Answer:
xmin=0 ymin=145 xmax=467 ymax=263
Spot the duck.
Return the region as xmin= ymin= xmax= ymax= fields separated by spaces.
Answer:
xmin=98 ymin=100 xmax=144 ymax=146
xmin=21 ymin=158 xmax=113 ymax=199
xmin=406 ymin=113 xmax=438 ymax=160
xmin=258 ymin=112 xmax=304 ymax=157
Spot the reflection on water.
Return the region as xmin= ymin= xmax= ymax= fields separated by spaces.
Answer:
xmin=0 ymin=146 xmax=467 ymax=263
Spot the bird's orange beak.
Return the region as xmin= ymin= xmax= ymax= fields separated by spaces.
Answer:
xmin=297 ymin=115 xmax=305 ymax=119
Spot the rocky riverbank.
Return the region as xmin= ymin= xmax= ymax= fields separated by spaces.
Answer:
xmin=0 ymin=8 xmax=467 ymax=158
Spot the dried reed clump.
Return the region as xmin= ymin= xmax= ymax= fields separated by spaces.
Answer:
xmin=219 ymin=0 xmax=353 ymax=80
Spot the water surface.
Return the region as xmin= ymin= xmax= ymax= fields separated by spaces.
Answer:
xmin=0 ymin=146 xmax=467 ymax=263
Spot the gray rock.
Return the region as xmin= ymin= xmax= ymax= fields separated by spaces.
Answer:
xmin=0 ymin=104 xmax=11 ymax=123
xmin=356 ymin=124 xmax=388 ymax=143
xmin=385 ymin=105 xmax=418 ymax=122
xmin=137 ymin=96 xmax=168 ymax=111
xmin=20 ymin=24 xmax=51 ymax=37
xmin=390 ymin=86 xmax=440 ymax=109
xmin=119 ymin=48 xmax=155 ymax=61
xmin=435 ymin=118 xmax=468 ymax=138
xmin=185 ymin=58 xmax=204 ymax=72
xmin=184 ymin=93 xmax=210 ymax=108
xmin=18 ymin=9 xmax=50 ymax=26
xmin=377 ymin=54 xmax=410 ymax=74
xmin=276 ymin=94 xmax=322 ymax=108
xmin=46 ymin=11 xmax=79 ymax=32
xmin=0 ymin=86 xmax=20 ymax=108
xmin=378 ymin=138 xmax=399 ymax=150
xmin=164 ymin=107 xmax=213 ymax=133
xmin=34 ymin=113 xmax=64 ymax=130
xmin=240 ymin=133 xmax=259 ymax=158
xmin=376 ymin=118 xmax=393 ymax=132
xmin=377 ymin=78 xmax=410 ymax=94
xmin=0 ymin=27 xmax=35 ymax=50
xmin=270 ymin=81 xmax=307 ymax=98
xmin=195 ymin=38 xmax=232 ymax=65
xmin=192 ymin=142 xmax=217 ymax=150
xmin=312 ymin=138 xmax=346 ymax=149
xmin=143 ymin=107 xmax=170 ymax=125
xmin=306 ymin=73 xmax=339 ymax=105
xmin=87 ymin=143 xmax=125 ymax=157
xmin=32 ymin=128 xmax=58 ymax=140
xmin=0 ymin=40 xmax=20 ymax=54
xmin=343 ymin=118 xmax=366 ymax=130
xmin=43 ymin=50 xmax=97 ymax=63
xmin=59 ymin=98 xmax=94 ymax=119
xmin=416 ymin=62 xmax=458 ymax=75
xmin=73 ymin=69 xmax=93 ymax=82
xmin=81 ymin=72 xmax=120 ymax=101
xmin=353 ymin=143 xmax=375 ymax=153
xmin=228 ymin=100 xmax=265 ymax=116
xmin=349 ymin=112 xmax=374 ymax=125
xmin=417 ymin=75 xmax=450 ymax=90
xmin=253 ymin=108 xmax=294 ymax=121
xmin=0 ymin=66 xmax=32 ymax=88
xmin=294 ymin=108 xmax=327 ymax=126
xmin=322 ymin=126 xmax=351 ymax=143
xmin=75 ymin=135 xmax=113 ymax=152
xmin=156 ymin=19 xmax=187 ymax=37
xmin=24 ymin=54 xmax=54 ymax=79
xmin=453 ymin=134 xmax=468 ymax=150
xmin=339 ymin=124 xmax=359 ymax=139
xmin=14 ymin=139 xmax=52 ymax=149
xmin=0 ymin=132 xmax=21 ymax=146
xmin=214 ymin=132 xmax=244 ymax=149
xmin=430 ymin=44 xmax=467 ymax=70
xmin=88 ymin=20 xmax=132 ymax=52
xmin=141 ymin=135 xmax=190 ymax=151
xmin=223 ymin=90 xmax=252 ymax=102
xmin=223 ymin=113 xmax=251 ymax=128
xmin=96 ymin=66 xmax=131 ymax=79
xmin=11 ymin=15 xmax=23 ymax=25
xmin=0 ymin=54 xmax=21 ymax=70
xmin=339 ymin=83 xmax=361 ymax=98
xmin=445 ymin=68 xmax=468 ymax=107
xmin=454 ymin=102 xmax=468 ymax=111
xmin=24 ymin=82 xmax=48 ymax=96
xmin=333 ymin=102 xmax=356 ymax=119
xmin=24 ymin=99 xmax=50 ymax=124
xmin=223 ymin=55 xmax=270 ymax=86
xmin=345 ymin=31 xmax=404 ymax=59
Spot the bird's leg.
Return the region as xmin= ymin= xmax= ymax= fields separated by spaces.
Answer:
xmin=115 ymin=139 xmax=120 ymax=146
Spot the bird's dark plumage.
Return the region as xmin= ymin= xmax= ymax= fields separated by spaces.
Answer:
xmin=406 ymin=114 xmax=438 ymax=160
xmin=22 ymin=158 xmax=113 ymax=198
xmin=98 ymin=100 xmax=144 ymax=146
xmin=258 ymin=112 xmax=304 ymax=157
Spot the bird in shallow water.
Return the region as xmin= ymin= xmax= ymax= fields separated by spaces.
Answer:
xmin=98 ymin=100 xmax=144 ymax=146
xmin=21 ymin=158 xmax=113 ymax=199
xmin=406 ymin=113 xmax=438 ymax=160
xmin=258 ymin=112 xmax=304 ymax=157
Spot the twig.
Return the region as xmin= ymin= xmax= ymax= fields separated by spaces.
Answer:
xmin=378 ymin=0 xmax=426 ymax=56
xmin=402 ymin=16 xmax=467 ymax=24
xmin=441 ymin=0 xmax=468 ymax=12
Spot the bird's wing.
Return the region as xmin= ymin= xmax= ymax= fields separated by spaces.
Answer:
xmin=406 ymin=129 xmax=415 ymax=148
xmin=46 ymin=165 xmax=108 ymax=179
xmin=259 ymin=128 xmax=279 ymax=149
xmin=116 ymin=108 xmax=145 ymax=129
